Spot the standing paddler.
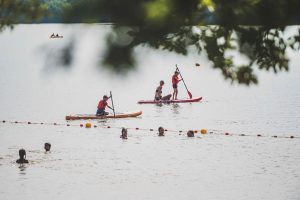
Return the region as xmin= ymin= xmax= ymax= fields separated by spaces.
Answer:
xmin=172 ymin=70 xmax=181 ymax=100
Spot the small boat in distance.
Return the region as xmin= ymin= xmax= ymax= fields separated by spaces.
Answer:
xmin=65 ymin=111 xmax=142 ymax=120
xmin=138 ymin=97 xmax=202 ymax=104
xmin=50 ymin=33 xmax=63 ymax=39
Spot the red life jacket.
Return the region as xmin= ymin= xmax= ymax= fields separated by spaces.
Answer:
xmin=172 ymin=75 xmax=179 ymax=84
xmin=97 ymin=100 xmax=107 ymax=109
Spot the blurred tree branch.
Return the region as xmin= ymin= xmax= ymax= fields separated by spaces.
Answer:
xmin=0 ymin=0 xmax=47 ymax=31
xmin=63 ymin=0 xmax=300 ymax=85
xmin=1 ymin=0 xmax=300 ymax=85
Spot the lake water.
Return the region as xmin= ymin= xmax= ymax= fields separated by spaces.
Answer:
xmin=0 ymin=24 xmax=299 ymax=200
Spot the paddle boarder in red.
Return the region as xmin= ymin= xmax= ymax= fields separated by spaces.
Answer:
xmin=96 ymin=95 xmax=113 ymax=116
xmin=172 ymin=71 xmax=181 ymax=100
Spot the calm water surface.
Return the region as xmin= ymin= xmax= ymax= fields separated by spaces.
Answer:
xmin=0 ymin=24 xmax=299 ymax=200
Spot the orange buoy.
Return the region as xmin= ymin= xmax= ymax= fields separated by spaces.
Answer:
xmin=85 ymin=123 xmax=91 ymax=128
xmin=200 ymin=129 xmax=207 ymax=134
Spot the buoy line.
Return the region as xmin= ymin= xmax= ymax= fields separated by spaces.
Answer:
xmin=1 ymin=120 xmax=298 ymax=139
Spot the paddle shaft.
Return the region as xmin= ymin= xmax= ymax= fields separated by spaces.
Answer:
xmin=110 ymin=91 xmax=115 ymax=116
xmin=176 ymin=65 xmax=192 ymax=98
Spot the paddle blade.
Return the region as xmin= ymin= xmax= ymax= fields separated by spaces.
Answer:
xmin=188 ymin=91 xmax=192 ymax=99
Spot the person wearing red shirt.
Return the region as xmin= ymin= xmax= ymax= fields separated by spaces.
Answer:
xmin=96 ymin=95 xmax=113 ymax=116
xmin=172 ymin=71 xmax=181 ymax=100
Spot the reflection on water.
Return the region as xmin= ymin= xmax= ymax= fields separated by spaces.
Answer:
xmin=18 ymin=164 xmax=27 ymax=175
xmin=97 ymin=119 xmax=108 ymax=123
xmin=171 ymin=103 xmax=180 ymax=115
xmin=155 ymin=103 xmax=163 ymax=107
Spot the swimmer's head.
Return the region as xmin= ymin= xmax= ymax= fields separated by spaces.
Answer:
xmin=44 ymin=143 xmax=51 ymax=152
xmin=121 ymin=128 xmax=128 ymax=139
xmin=187 ymin=130 xmax=194 ymax=137
xmin=19 ymin=149 xmax=26 ymax=159
xmin=158 ymin=126 xmax=165 ymax=136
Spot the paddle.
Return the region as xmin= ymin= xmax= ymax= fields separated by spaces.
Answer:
xmin=175 ymin=64 xmax=192 ymax=99
xmin=110 ymin=91 xmax=116 ymax=117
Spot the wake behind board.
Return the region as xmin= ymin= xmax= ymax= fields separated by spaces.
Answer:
xmin=138 ymin=97 xmax=202 ymax=104
xmin=66 ymin=111 xmax=142 ymax=120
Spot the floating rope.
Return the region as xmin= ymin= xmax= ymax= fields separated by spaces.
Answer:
xmin=1 ymin=120 xmax=299 ymax=139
